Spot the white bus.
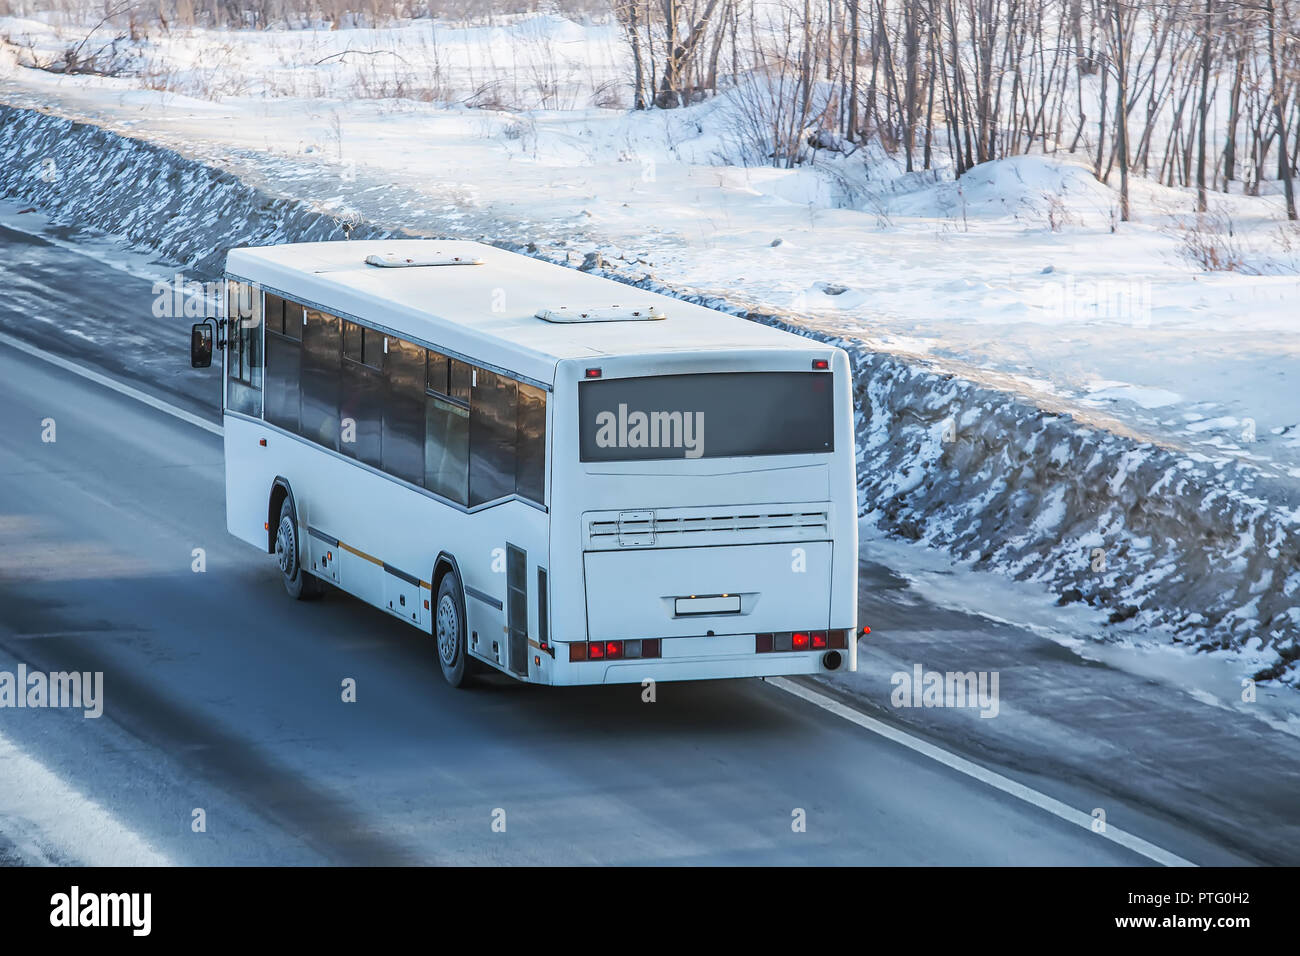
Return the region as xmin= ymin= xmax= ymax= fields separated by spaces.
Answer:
xmin=191 ymin=239 xmax=857 ymax=687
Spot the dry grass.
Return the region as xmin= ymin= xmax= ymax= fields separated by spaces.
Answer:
xmin=1169 ymin=207 xmax=1256 ymax=273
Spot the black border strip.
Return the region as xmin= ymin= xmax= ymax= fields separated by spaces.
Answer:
xmin=465 ymin=586 xmax=503 ymax=611
xmin=306 ymin=526 xmax=339 ymax=547
xmin=383 ymin=563 xmax=421 ymax=587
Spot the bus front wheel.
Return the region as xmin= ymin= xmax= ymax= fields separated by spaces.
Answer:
xmin=275 ymin=498 xmax=322 ymax=601
xmin=435 ymin=571 xmax=471 ymax=688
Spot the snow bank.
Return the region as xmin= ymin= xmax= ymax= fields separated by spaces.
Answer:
xmin=1 ymin=103 xmax=1295 ymax=684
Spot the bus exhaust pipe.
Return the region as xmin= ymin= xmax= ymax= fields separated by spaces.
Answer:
xmin=822 ymin=651 xmax=842 ymax=671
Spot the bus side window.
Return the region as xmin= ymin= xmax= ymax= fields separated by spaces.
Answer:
xmin=264 ymin=293 xmax=287 ymax=336
xmin=516 ymin=383 xmax=546 ymax=504
xmin=301 ymin=310 xmax=341 ymax=451
xmin=342 ymin=321 xmax=383 ymax=467
xmin=264 ymin=299 xmax=303 ymax=433
xmin=462 ymin=367 xmax=546 ymax=507
xmin=424 ymin=348 xmax=468 ymax=505
xmin=382 ymin=337 xmax=426 ymax=486
xmin=468 ymin=368 xmax=518 ymax=506
xmin=226 ymin=281 xmax=262 ymax=416
xmin=425 ymin=393 xmax=469 ymax=504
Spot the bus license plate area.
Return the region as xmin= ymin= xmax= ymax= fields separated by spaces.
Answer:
xmin=583 ymin=541 xmax=831 ymax=640
xmin=674 ymin=595 xmax=741 ymax=616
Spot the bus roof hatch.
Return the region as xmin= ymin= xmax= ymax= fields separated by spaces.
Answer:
xmin=364 ymin=252 xmax=484 ymax=268
xmin=535 ymin=305 xmax=667 ymax=323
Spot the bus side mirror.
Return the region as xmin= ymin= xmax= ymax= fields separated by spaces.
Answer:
xmin=190 ymin=321 xmax=214 ymax=368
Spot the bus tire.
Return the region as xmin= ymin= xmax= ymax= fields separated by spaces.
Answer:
xmin=434 ymin=570 xmax=471 ymax=688
xmin=275 ymin=497 xmax=322 ymax=601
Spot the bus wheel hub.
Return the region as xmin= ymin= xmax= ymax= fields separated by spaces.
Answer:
xmin=436 ymin=595 xmax=459 ymax=665
xmin=275 ymin=517 xmax=296 ymax=577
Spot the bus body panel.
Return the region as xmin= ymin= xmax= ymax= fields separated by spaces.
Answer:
xmin=225 ymin=412 xmax=549 ymax=680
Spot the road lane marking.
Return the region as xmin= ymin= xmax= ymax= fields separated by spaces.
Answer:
xmin=2 ymin=328 xmax=1199 ymax=867
xmin=0 ymin=330 xmax=223 ymax=436
xmin=769 ymin=677 xmax=1196 ymax=867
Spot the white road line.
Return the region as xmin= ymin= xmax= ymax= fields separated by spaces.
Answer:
xmin=1 ymin=330 xmax=1197 ymax=867
xmin=0 ymin=330 xmax=223 ymax=436
xmin=769 ymin=677 xmax=1196 ymax=867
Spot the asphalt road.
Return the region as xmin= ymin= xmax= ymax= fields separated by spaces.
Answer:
xmin=0 ymin=211 xmax=1284 ymax=865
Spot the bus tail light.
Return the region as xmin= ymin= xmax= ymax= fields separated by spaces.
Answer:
xmin=756 ymin=631 xmax=840 ymax=653
xmin=569 ymin=639 xmax=659 ymax=662
xmin=812 ymin=358 xmax=829 ymax=370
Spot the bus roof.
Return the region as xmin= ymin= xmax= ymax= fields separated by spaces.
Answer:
xmin=226 ymin=240 xmax=822 ymax=385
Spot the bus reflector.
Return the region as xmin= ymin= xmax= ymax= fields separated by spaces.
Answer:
xmin=812 ymin=359 xmax=829 ymax=370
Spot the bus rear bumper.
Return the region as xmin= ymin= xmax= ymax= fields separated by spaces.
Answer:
xmin=548 ymin=648 xmax=850 ymax=686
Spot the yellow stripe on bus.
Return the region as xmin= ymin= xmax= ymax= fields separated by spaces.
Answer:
xmin=336 ymin=540 xmax=431 ymax=590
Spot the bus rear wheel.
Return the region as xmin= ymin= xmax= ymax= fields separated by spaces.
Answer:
xmin=275 ymin=498 xmax=322 ymax=601
xmin=435 ymin=571 xmax=472 ymax=688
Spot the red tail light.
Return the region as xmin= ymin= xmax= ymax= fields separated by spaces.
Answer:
xmin=757 ymin=630 xmax=833 ymax=652
xmin=568 ymin=639 xmax=659 ymax=661
xmin=812 ymin=358 xmax=829 ymax=370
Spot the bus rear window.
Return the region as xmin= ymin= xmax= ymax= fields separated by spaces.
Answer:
xmin=579 ymin=371 xmax=834 ymax=462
